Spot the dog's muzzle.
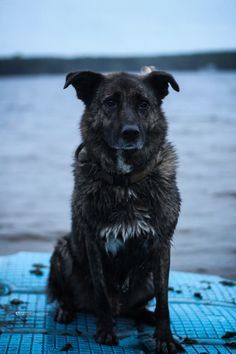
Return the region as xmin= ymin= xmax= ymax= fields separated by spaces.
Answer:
xmin=113 ymin=123 xmax=144 ymax=150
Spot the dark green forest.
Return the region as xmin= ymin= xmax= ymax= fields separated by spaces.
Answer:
xmin=0 ymin=51 xmax=235 ymax=75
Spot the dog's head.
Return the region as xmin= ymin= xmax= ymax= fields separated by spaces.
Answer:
xmin=64 ymin=70 xmax=179 ymax=170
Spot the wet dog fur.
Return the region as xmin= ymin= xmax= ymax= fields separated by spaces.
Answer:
xmin=48 ymin=70 xmax=182 ymax=353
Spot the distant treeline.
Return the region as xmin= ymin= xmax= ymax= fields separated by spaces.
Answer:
xmin=0 ymin=51 xmax=236 ymax=75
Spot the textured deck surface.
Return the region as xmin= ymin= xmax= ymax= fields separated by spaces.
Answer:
xmin=0 ymin=252 xmax=235 ymax=353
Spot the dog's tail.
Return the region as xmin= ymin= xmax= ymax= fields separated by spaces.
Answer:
xmin=126 ymin=306 xmax=156 ymax=326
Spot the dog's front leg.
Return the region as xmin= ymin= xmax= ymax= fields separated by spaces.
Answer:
xmin=85 ymin=235 xmax=118 ymax=346
xmin=153 ymin=241 xmax=184 ymax=354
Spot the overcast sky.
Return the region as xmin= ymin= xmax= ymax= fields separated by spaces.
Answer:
xmin=0 ymin=0 xmax=235 ymax=57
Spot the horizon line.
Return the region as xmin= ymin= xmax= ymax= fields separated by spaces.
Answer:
xmin=0 ymin=49 xmax=236 ymax=60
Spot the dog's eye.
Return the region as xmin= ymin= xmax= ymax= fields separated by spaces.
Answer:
xmin=138 ymin=100 xmax=150 ymax=110
xmin=103 ymin=98 xmax=117 ymax=109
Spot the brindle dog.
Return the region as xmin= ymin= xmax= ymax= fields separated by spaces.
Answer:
xmin=48 ymin=70 xmax=183 ymax=353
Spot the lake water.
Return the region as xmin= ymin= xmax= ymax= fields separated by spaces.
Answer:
xmin=0 ymin=72 xmax=236 ymax=278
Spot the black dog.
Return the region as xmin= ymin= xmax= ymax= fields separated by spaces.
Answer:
xmin=48 ymin=70 xmax=182 ymax=353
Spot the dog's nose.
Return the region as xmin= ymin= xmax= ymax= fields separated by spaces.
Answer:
xmin=121 ymin=124 xmax=140 ymax=141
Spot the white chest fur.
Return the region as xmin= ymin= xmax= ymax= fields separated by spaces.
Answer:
xmin=116 ymin=150 xmax=133 ymax=174
xmin=100 ymin=208 xmax=156 ymax=256
xmin=99 ymin=152 xmax=156 ymax=256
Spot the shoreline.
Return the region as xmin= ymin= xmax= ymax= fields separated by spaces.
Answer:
xmin=1 ymin=233 xmax=235 ymax=280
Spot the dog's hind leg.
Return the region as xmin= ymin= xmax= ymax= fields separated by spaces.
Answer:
xmin=47 ymin=235 xmax=76 ymax=324
xmin=122 ymin=274 xmax=156 ymax=326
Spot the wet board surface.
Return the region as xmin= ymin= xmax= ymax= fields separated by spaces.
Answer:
xmin=0 ymin=252 xmax=235 ymax=353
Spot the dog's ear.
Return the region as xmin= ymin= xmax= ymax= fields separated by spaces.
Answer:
xmin=64 ymin=71 xmax=104 ymax=106
xmin=143 ymin=71 xmax=179 ymax=100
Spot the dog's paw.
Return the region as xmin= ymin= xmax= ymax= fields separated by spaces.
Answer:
xmin=156 ymin=340 xmax=175 ymax=353
xmin=54 ymin=307 xmax=74 ymax=324
xmin=154 ymin=331 xmax=185 ymax=353
xmin=95 ymin=327 xmax=118 ymax=346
